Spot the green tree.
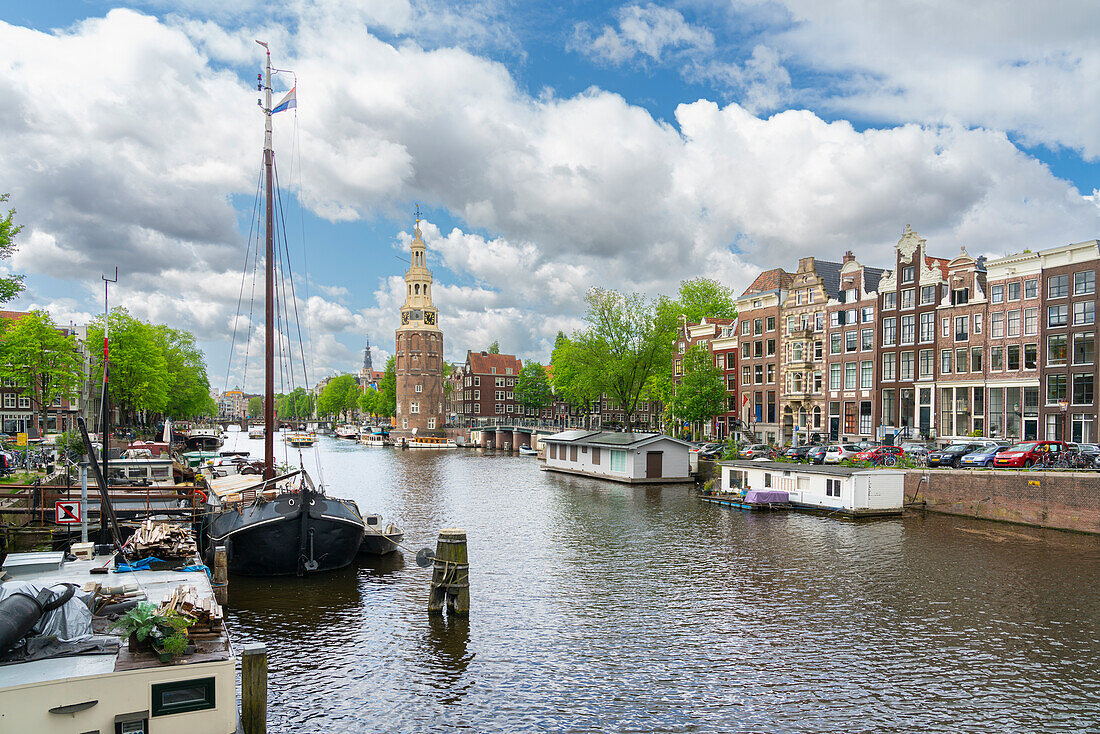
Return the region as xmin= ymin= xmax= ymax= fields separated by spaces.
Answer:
xmin=487 ymin=340 xmax=500 ymax=354
xmin=670 ymin=345 xmax=726 ymax=439
xmin=0 ymin=194 xmax=26 ymax=303
xmin=152 ymin=325 xmax=215 ymax=418
xmin=658 ymin=277 xmax=737 ymax=325
xmin=318 ymin=374 xmax=359 ymax=421
xmin=359 ymin=387 xmax=380 ymax=417
xmin=87 ymin=308 xmax=169 ymax=423
xmin=514 ymin=360 xmax=552 ymax=415
xmin=377 ymin=356 xmax=397 ymax=417
xmin=0 ymin=311 xmax=82 ymax=435
xmin=567 ymin=288 xmax=677 ymax=431
xmin=550 ymin=334 xmax=601 ymax=428
xmin=248 ymin=396 xmax=263 ymax=417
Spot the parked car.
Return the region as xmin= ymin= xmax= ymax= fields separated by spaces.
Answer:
xmin=927 ymin=442 xmax=988 ymax=468
xmin=697 ymin=443 xmax=725 ymax=460
xmin=992 ymin=441 xmax=1068 ymax=469
xmin=742 ymin=444 xmax=774 ymax=459
xmin=806 ymin=445 xmax=828 ymax=464
xmin=783 ymin=445 xmax=814 ymax=462
xmin=854 ymin=445 xmax=903 ymax=463
xmin=899 ymin=442 xmax=931 ymax=457
xmin=959 ymin=444 xmax=1014 ymax=468
xmin=824 ymin=444 xmax=861 ymax=463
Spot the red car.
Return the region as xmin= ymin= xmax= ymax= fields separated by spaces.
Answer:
xmin=854 ymin=445 xmax=904 ymax=463
xmin=992 ymin=441 xmax=1068 ymax=468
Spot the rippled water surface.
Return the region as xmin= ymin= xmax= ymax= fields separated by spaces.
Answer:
xmin=221 ymin=433 xmax=1100 ymax=733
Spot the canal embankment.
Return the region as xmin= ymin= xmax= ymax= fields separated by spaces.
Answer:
xmin=905 ymin=469 xmax=1100 ymax=534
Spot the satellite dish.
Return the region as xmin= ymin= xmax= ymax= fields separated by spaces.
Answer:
xmin=415 ymin=547 xmax=436 ymax=568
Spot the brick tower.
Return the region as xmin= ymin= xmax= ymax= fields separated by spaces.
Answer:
xmin=394 ymin=209 xmax=445 ymax=435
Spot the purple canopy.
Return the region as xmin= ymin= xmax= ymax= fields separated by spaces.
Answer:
xmin=744 ymin=489 xmax=789 ymax=504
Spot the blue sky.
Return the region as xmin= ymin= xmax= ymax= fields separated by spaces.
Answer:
xmin=2 ymin=1 xmax=1098 ymax=393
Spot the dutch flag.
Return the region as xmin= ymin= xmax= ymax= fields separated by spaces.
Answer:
xmin=272 ymin=86 xmax=296 ymax=114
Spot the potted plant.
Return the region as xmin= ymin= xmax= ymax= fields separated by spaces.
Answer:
xmin=113 ymin=603 xmax=194 ymax=661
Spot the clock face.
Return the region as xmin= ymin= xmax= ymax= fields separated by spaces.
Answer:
xmin=401 ymin=310 xmax=410 ymax=325
xmin=424 ymin=311 xmax=436 ymax=325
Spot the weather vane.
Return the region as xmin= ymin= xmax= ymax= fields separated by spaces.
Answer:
xmin=415 ymin=203 xmax=421 ymax=227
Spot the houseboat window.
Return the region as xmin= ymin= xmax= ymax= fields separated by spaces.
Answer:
xmin=764 ymin=473 xmax=772 ymax=487
xmin=609 ymin=450 xmax=626 ymax=472
xmin=151 ymin=677 xmax=216 ymax=716
xmin=826 ymin=479 xmax=841 ymax=497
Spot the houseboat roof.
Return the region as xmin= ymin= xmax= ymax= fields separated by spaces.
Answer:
xmin=0 ymin=552 xmax=231 ymax=689
xmin=544 ymin=431 xmax=692 ymax=448
xmin=719 ymin=460 xmax=906 ymax=477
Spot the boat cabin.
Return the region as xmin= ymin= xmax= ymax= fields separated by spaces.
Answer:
xmin=718 ymin=461 xmax=904 ymax=516
xmin=542 ymin=431 xmax=693 ymax=483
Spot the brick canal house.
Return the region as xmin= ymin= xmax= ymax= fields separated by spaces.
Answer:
xmin=394 ymin=216 xmax=445 ymax=435
xmin=781 ymin=257 xmax=843 ymax=444
xmin=453 ymin=350 xmax=523 ymax=425
xmin=875 ymin=226 xmax=950 ymax=441
xmin=735 ymin=268 xmax=792 ymax=444
xmin=1037 ymin=240 xmax=1100 ymax=442
xmin=823 ymin=253 xmax=886 ymax=443
xmin=672 ymin=318 xmax=737 ymax=439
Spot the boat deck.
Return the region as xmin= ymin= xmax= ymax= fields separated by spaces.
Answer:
xmin=0 ymin=553 xmax=232 ymax=689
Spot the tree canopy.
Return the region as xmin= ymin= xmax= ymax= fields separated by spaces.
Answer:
xmin=376 ymin=356 xmax=397 ymax=417
xmin=0 ymin=194 xmax=26 ymax=303
xmin=658 ymin=277 xmax=737 ymax=325
xmin=0 ymin=310 xmax=82 ymax=435
xmin=87 ymin=308 xmax=215 ymax=422
xmin=248 ymin=396 xmax=263 ymax=417
xmin=317 ymin=374 xmax=360 ymax=420
xmin=555 ymin=288 xmax=677 ymax=430
xmin=670 ymin=344 xmax=726 ymax=431
xmin=276 ymin=387 xmax=313 ymax=419
xmin=487 ymin=340 xmax=500 ymax=354
xmin=514 ymin=360 xmax=553 ymax=413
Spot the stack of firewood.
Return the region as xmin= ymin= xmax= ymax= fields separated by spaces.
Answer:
xmin=130 ymin=519 xmax=197 ymax=559
xmin=161 ymin=584 xmax=224 ymax=639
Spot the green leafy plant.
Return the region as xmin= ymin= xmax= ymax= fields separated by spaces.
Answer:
xmin=113 ymin=603 xmax=193 ymax=660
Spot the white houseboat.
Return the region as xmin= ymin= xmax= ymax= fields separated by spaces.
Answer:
xmin=717 ymin=461 xmax=905 ymax=516
xmin=542 ymin=430 xmax=693 ymax=483
xmin=0 ymin=550 xmax=239 ymax=733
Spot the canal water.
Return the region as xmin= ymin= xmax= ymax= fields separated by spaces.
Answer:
xmin=220 ymin=433 xmax=1100 ymax=733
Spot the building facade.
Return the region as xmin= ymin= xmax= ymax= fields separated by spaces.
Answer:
xmin=823 ymin=252 xmax=885 ymax=443
xmin=394 ymin=217 xmax=445 ymax=434
xmin=454 ymin=350 xmax=523 ymax=424
xmin=672 ymin=318 xmax=737 ymax=438
xmin=735 ymin=269 xmax=791 ymax=444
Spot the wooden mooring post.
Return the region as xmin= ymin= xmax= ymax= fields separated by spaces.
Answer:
xmin=242 ymin=642 xmax=268 ymax=734
xmin=428 ymin=528 xmax=470 ymax=617
xmin=213 ymin=545 xmax=228 ymax=605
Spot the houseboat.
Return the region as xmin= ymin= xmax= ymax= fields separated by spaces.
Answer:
xmin=716 ymin=461 xmax=905 ymax=517
xmin=334 ymin=425 xmax=358 ymax=439
xmin=359 ymin=433 xmax=385 ymax=447
xmin=0 ymin=549 xmax=239 ymax=733
xmin=247 ymin=425 xmax=264 ymax=439
xmin=542 ymin=430 xmax=693 ymax=483
xmin=405 ymin=435 xmax=457 ymax=449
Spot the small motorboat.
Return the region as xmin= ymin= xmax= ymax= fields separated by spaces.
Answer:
xmin=518 ymin=445 xmax=538 ymax=456
xmin=248 ymin=426 xmax=264 ymax=439
xmin=334 ymin=425 xmax=358 ymax=439
xmin=359 ymin=514 xmax=404 ymax=555
xmin=285 ymin=431 xmax=315 ymax=448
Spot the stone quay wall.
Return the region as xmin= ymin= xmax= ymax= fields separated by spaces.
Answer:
xmin=905 ymin=469 xmax=1100 ymax=534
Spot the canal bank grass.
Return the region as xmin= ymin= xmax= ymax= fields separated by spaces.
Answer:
xmin=0 ymin=472 xmax=40 ymax=486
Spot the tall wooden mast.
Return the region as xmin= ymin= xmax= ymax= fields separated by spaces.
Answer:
xmin=259 ymin=41 xmax=275 ymax=479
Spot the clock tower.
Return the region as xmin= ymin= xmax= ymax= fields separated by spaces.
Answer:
xmin=394 ymin=209 xmax=445 ymax=435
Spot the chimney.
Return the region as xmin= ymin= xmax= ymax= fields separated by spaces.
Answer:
xmin=798 ymin=256 xmax=814 ymax=272
xmin=843 ymin=250 xmax=855 ymax=264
